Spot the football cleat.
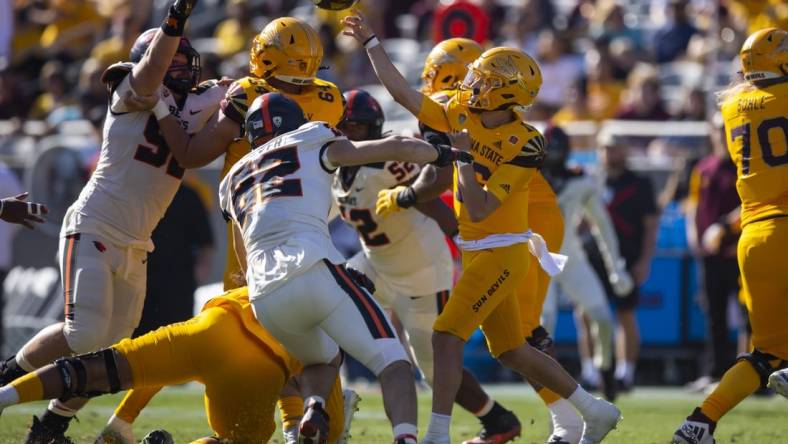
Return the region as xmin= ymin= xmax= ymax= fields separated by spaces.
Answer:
xmin=394 ymin=434 xmax=418 ymax=444
xmin=767 ymin=368 xmax=788 ymax=398
xmin=600 ymin=368 xmax=618 ymax=402
xmin=24 ymin=415 xmax=74 ymax=444
xmin=578 ymin=398 xmax=621 ymax=444
xmin=672 ymin=408 xmax=716 ymax=444
xmin=463 ymin=408 xmax=521 ymax=444
xmin=336 ymin=389 xmax=361 ymax=444
xmin=299 ymin=401 xmax=330 ymax=444
xmin=140 ymin=429 xmax=174 ymax=444
xmin=547 ymin=406 xmax=583 ymax=444
xmin=95 ymin=414 xmax=135 ymax=444
xmin=546 ymin=436 xmax=573 ymax=444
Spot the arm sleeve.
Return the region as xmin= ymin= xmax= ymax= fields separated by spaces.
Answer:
xmin=485 ymin=164 xmax=536 ymax=203
xmin=416 ymin=95 xmax=451 ymax=133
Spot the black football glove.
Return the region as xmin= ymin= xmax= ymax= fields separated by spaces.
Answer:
xmin=162 ymin=0 xmax=198 ymax=36
xmin=344 ymin=265 xmax=376 ymax=294
xmin=430 ymin=143 xmax=473 ymax=167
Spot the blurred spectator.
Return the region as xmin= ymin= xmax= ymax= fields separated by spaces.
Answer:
xmin=11 ymin=5 xmax=44 ymax=70
xmin=504 ymin=0 xmax=556 ymax=56
xmin=727 ymin=0 xmax=788 ymax=35
xmin=214 ymin=0 xmax=257 ymax=59
xmin=0 ymin=69 xmax=29 ymax=121
xmin=608 ymin=37 xmax=639 ymax=81
xmin=684 ymin=117 xmax=741 ymax=392
xmin=0 ymin=0 xmax=11 ymax=69
xmin=535 ymin=29 xmax=583 ymax=113
xmin=200 ymin=52 xmax=222 ymax=84
xmin=674 ymin=87 xmax=707 ymax=121
xmin=38 ymin=0 xmax=106 ymax=60
xmin=616 ymin=66 xmax=671 ymax=120
xmin=133 ymin=182 xmax=214 ymax=336
xmin=591 ymin=1 xmax=643 ymax=50
xmin=0 ymin=161 xmax=23 ymax=349
xmin=653 ymin=0 xmax=699 ymax=63
xmin=77 ymin=58 xmax=108 ymax=126
xmin=90 ymin=7 xmax=142 ymax=69
xmin=553 ymin=76 xmax=592 ymax=125
xmin=28 ymin=60 xmax=77 ymax=121
xmin=586 ymin=49 xmax=626 ymax=120
xmin=594 ymin=132 xmax=660 ymax=391
xmin=566 ymin=0 xmax=596 ymax=39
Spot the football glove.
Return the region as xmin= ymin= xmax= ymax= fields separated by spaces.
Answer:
xmin=430 ymin=143 xmax=473 ymax=167
xmin=344 ymin=265 xmax=376 ymax=294
xmin=162 ymin=0 xmax=198 ymax=36
xmin=375 ymin=186 xmax=416 ymax=218
xmin=96 ymin=415 xmax=135 ymax=444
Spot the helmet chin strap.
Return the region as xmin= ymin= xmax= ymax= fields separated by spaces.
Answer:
xmin=273 ymin=74 xmax=315 ymax=86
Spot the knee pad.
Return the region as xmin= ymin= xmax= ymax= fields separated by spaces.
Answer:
xmin=53 ymin=348 xmax=122 ymax=400
xmin=736 ymin=349 xmax=788 ymax=388
xmin=526 ymin=325 xmax=554 ymax=353
xmin=365 ymin=338 xmax=409 ymax=376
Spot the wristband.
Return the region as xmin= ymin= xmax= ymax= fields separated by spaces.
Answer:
xmin=363 ymin=35 xmax=380 ymax=49
xmin=395 ymin=186 xmax=417 ymax=209
xmin=152 ymin=99 xmax=170 ymax=120
xmin=161 ymin=6 xmax=187 ymax=36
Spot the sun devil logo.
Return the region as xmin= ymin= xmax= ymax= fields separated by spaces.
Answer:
xmin=273 ymin=116 xmax=283 ymax=128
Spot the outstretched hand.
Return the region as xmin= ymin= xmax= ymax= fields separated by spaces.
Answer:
xmin=171 ymin=0 xmax=198 ymax=19
xmin=0 ymin=193 xmax=48 ymax=229
xmin=341 ymin=10 xmax=375 ymax=44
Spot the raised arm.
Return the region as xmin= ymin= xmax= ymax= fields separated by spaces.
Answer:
xmin=325 ymin=136 xmax=469 ymax=168
xmin=128 ymin=0 xmax=197 ymax=97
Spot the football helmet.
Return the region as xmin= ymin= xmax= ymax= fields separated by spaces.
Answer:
xmin=740 ymin=27 xmax=787 ymax=83
xmin=245 ymin=93 xmax=307 ymax=147
xmin=340 ymin=89 xmax=385 ymax=139
xmin=458 ymin=47 xmax=542 ymax=111
xmin=249 ymin=17 xmax=323 ymax=85
xmin=422 ymin=38 xmax=483 ymax=95
xmin=129 ymin=28 xmax=201 ymax=94
xmin=312 ymin=0 xmax=358 ymax=10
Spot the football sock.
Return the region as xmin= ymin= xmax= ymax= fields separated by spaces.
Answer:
xmin=615 ymin=360 xmax=636 ymax=385
xmin=279 ymin=396 xmax=304 ymax=429
xmin=114 ymin=386 xmax=162 ymax=423
xmin=423 ymin=412 xmax=451 ymax=441
xmin=47 ymin=399 xmax=78 ymax=419
xmin=479 ymin=401 xmax=509 ymax=428
xmin=472 ymin=397 xmax=494 ymax=417
xmin=393 ymin=423 xmax=418 ymax=441
xmin=9 ymin=372 xmax=43 ymax=403
xmin=537 ymin=387 xmax=562 ymax=406
xmin=700 ymin=360 xmax=760 ymax=422
xmin=0 ymin=385 xmax=20 ymax=409
xmin=15 ymin=348 xmax=36 ymax=373
xmin=581 ymin=359 xmax=597 ymax=382
xmin=567 ymin=385 xmax=598 ymax=418
xmin=547 ymin=398 xmax=583 ymax=438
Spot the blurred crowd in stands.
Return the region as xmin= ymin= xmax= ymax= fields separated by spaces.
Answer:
xmin=0 ymin=0 xmax=785 ymax=135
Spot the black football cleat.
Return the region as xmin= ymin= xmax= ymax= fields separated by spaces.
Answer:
xmin=24 ymin=415 xmax=74 ymax=444
xmin=463 ymin=407 xmax=522 ymax=444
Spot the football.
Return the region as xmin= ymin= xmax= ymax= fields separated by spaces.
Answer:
xmin=312 ymin=0 xmax=359 ymax=11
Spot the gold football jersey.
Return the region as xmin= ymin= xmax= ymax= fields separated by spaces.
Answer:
xmin=418 ymin=95 xmax=545 ymax=240
xmin=721 ymin=81 xmax=788 ymax=226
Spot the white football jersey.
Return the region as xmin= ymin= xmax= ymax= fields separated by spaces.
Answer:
xmin=62 ymin=64 xmax=226 ymax=250
xmin=331 ymin=161 xmax=453 ymax=296
xmin=219 ymin=121 xmax=347 ymax=297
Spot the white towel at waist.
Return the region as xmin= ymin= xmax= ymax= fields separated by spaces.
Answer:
xmin=454 ymin=231 xmax=567 ymax=277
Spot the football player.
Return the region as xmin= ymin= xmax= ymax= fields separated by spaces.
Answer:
xmin=343 ymin=13 xmax=621 ymax=444
xmin=540 ymin=125 xmax=634 ymax=402
xmin=673 ymin=27 xmax=788 ymax=444
xmin=333 ymin=88 xmax=528 ymax=444
xmin=374 ymin=35 xmax=588 ymax=444
xmin=0 ymin=1 xmax=232 ymax=441
xmin=0 ymin=286 xmax=350 ymax=444
xmin=220 ymin=93 xmax=469 ymax=444
xmin=0 ymin=193 xmax=48 ymax=229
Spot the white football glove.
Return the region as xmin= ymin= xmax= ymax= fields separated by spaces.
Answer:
xmin=283 ymin=426 xmax=299 ymax=444
xmin=609 ymin=261 xmax=634 ymax=297
xmin=701 ymin=222 xmax=726 ymax=254
xmin=94 ymin=415 xmax=135 ymax=444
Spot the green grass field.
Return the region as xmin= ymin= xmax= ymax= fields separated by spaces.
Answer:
xmin=0 ymin=384 xmax=784 ymax=443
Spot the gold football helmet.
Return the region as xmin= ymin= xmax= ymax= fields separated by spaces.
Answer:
xmin=421 ymin=38 xmax=483 ymax=95
xmin=458 ymin=47 xmax=542 ymax=111
xmin=740 ymin=27 xmax=788 ymax=83
xmin=249 ymin=17 xmax=323 ymax=85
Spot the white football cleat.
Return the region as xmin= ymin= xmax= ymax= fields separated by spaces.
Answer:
xmin=672 ymin=408 xmax=716 ymax=444
xmin=767 ymin=368 xmax=788 ymax=398
xmin=336 ymin=389 xmax=361 ymax=444
xmin=578 ymin=398 xmax=621 ymax=444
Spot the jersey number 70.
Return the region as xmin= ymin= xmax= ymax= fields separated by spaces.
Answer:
xmin=729 ymin=117 xmax=788 ymax=175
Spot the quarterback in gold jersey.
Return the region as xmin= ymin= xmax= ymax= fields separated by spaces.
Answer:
xmin=673 ymin=27 xmax=788 ymax=444
xmin=0 ymin=287 xmax=349 ymax=444
xmin=343 ymin=12 xmax=620 ymax=444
